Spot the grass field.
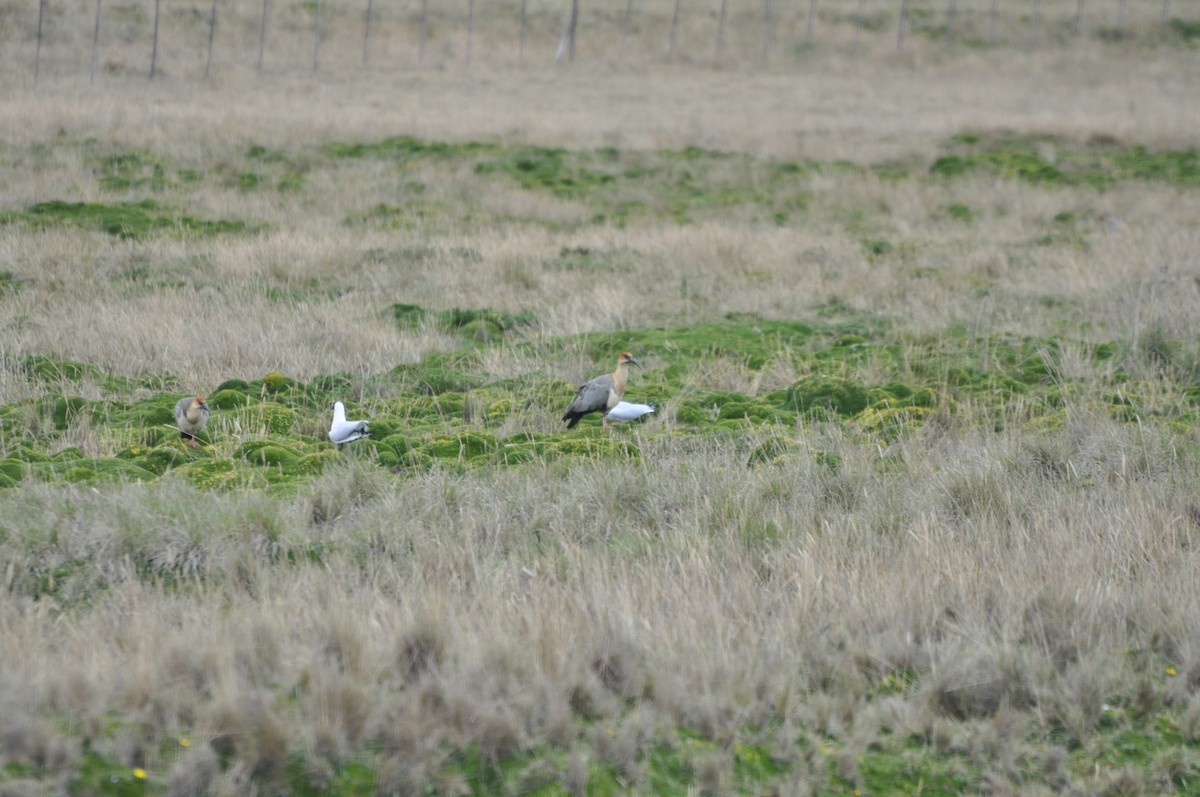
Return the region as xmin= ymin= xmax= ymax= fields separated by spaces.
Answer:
xmin=2 ymin=2 xmax=1200 ymax=794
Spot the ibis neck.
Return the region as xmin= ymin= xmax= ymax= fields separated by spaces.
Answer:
xmin=613 ymin=363 xmax=629 ymax=393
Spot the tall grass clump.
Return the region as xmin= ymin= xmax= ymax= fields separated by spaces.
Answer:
xmin=3 ymin=410 xmax=1200 ymax=791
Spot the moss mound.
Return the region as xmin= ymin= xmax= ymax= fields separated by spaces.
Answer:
xmin=0 ymin=458 xmax=26 ymax=484
xmin=208 ymin=388 xmax=253 ymax=410
xmin=112 ymin=394 xmax=181 ymax=429
xmin=420 ymin=431 xmax=499 ymax=463
xmin=294 ymin=449 xmax=343 ymax=475
xmin=0 ymin=198 xmax=249 ymax=239
xmin=780 ymin=376 xmax=872 ymax=417
xmin=22 ymin=354 xmax=98 ymax=384
xmin=0 ymin=318 xmax=1182 ymax=490
xmin=392 ymin=303 xmax=537 ymax=342
xmin=236 ymin=441 xmax=303 ymax=468
xmin=31 ymin=457 xmax=156 ymax=484
xmin=747 ymin=436 xmax=801 ymax=467
xmin=214 ymin=378 xmax=252 ymax=393
xmin=176 ymin=458 xmax=268 ymax=490
xmin=119 ymin=444 xmax=203 ymax=475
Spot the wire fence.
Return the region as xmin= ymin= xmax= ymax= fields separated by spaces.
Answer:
xmin=12 ymin=0 xmax=1198 ymax=82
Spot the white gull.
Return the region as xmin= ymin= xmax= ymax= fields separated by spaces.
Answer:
xmin=329 ymin=401 xmax=370 ymax=445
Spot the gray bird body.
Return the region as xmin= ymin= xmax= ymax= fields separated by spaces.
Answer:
xmin=562 ymin=352 xmax=640 ymax=429
xmin=174 ymin=396 xmax=210 ymax=446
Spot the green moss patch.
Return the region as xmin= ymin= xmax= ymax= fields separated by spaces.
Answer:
xmin=499 ymin=433 xmax=642 ymax=464
xmin=175 ymin=458 xmax=269 ymax=490
xmin=1170 ymin=18 xmax=1200 ymax=41
xmin=0 ymin=199 xmax=249 ymax=239
xmin=420 ymin=431 xmax=499 ymax=462
xmin=207 ymin=388 xmax=253 ymax=410
xmin=931 ymin=132 xmax=1200 ymax=189
xmin=22 ymin=354 xmax=99 ymax=384
xmin=393 ymin=303 xmax=537 ymax=342
xmin=1 ymin=318 xmax=1194 ymax=490
xmin=475 ymin=145 xmax=616 ymax=199
xmin=747 ymin=435 xmax=801 ymax=467
xmin=235 ymin=440 xmax=304 ymax=469
xmin=35 ymin=396 xmax=96 ymax=430
xmin=12 ymin=133 xmax=1195 ymax=248
xmin=391 ymin=355 xmax=487 ymax=395
xmin=118 ymin=443 xmax=202 ymax=475
xmin=27 ymin=456 xmax=156 ymax=485
xmin=94 ymin=150 xmax=172 ymax=192
xmin=325 ymin=134 xmax=498 ymax=162
xmin=779 ymin=376 xmax=872 ymax=417
xmin=0 ymin=458 xmax=25 ymax=486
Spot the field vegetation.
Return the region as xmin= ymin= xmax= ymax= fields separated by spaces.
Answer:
xmin=2 ymin=0 xmax=1200 ymax=794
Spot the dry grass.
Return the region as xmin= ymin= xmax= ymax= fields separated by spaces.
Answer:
xmin=3 ymin=417 xmax=1200 ymax=790
xmin=2 ymin=2 xmax=1200 ymax=791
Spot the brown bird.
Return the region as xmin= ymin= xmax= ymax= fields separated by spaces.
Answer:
xmin=562 ymin=352 xmax=641 ymax=429
xmin=174 ymin=396 xmax=210 ymax=447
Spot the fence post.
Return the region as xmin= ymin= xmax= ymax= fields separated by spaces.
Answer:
xmin=1075 ymin=0 xmax=1084 ymax=35
xmin=363 ymin=0 xmax=373 ymax=65
xmin=669 ymin=0 xmax=681 ymax=56
xmin=716 ymin=0 xmax=729 ymax=56
xmin=1117 ymin=0 xmax=1126 ymax=31
xmin=561 ymin=0 xmax=578 ymax=64
xmin=205 ymin=0 xmax=217 ymax=78
xmin=1030 ymin=0 xmax=1041 ymax=44
xmin=312 ymin=0 xmax=320 ymax=71
xmin=853 ymin=0 xmax=865 ymax=46
xmin=621 ymin=0 xmax=633 ymax=59
xmin=467 ymin=0 xmax=476 ymax=66
xmin=763 ymin=0 xmax=772 ymax=62
xmin=898 ymin=0 xmax=908 ymax=50
xmin=90 ymin=0 xmax=101 ymax=83
xmin=519 ymin=0 xmax=527 ymax=60
xmin=805 ymin=0 xmax=816 ymax=46
xmin=35 ymin=0 xmax=45 ymax=82
xmin=945 ymin=0 xmax=956 ymax=40
xmin=988 ymin=0 xmax=998 ymax=43
xmin=1161 ymin=0 xmax=1170 ymax=21
xmin=150 ymin=0 xmax=161 ymax=78
xmin=257 ymin=0 xmax=269 ymax=72
xmin=419 ymin=0 xmax=428 ymax=66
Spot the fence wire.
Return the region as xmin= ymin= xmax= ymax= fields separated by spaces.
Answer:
xmin=12 ymin=0 xmax=1198 ymax=82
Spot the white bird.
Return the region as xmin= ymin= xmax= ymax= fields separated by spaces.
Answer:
xmin=328 ymin=401 xmax=370 ymax=445
xmin=604 ymin=401 xmax=656 ymax=424
xmin=174 ymin=396 xmax=210 ymax=447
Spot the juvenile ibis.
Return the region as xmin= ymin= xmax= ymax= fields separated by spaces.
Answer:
xmin=174 ymin=396 xmax=210 ymax=447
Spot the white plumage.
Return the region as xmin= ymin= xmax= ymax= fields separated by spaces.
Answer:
xmin=604 ymin=401 xmax=656 ymax=423
xmin=328 ymin=401 xmax=370 ymax=445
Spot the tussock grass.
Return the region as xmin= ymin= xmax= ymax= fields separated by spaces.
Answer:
xmin=4 ymin=416 xmax=1200 ymax=790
